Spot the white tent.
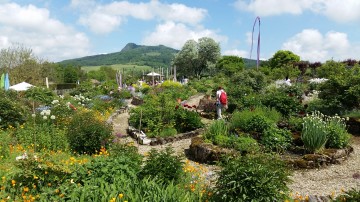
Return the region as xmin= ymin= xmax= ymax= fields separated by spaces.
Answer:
xmin=9 ymin=82 xmax=34 ymax=91
xmin=146 ymin=72 xmax=160 ymax=76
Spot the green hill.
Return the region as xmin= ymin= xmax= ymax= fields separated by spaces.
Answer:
xmin=59 ymin=43 xmax=260 ymax=69
xmin=59 ymin=43 xmax=179 ymax=68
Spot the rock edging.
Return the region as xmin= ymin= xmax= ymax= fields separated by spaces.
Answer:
xmin=127 ymin=127 xmax=204 ymax=146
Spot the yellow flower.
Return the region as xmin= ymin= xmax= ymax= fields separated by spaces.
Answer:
xmin=23 ymin=187 xmax=29 ymax=192
xmin=118 ymin=193 xmax=124 ymax=199
xmin=33 ymin=175 xmax=38 ymax=180
xmin=109 ymin=198 xmax=116 ymax=202
xmin=45 ymin=171 xmax=48 ymax=175
xmin=11 ymin=179 xmax=16 ymax=186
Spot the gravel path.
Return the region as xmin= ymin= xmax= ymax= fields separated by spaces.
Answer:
xmin=112 ymin=94 xmax=360 ymax=197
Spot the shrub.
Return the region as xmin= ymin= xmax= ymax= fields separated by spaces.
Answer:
xmin=0 ymin=97 xmax=26 ymax=129
xmin=261 ymin=90 xmax=302 ymax=117
xmin=213 ymin=153 xmax=291 ymax=202
xmin=228 ymin=135 xmax=260 ymax=154
xmin=325 ymin=115 xmax=351 ymax=149
xmin=174 ymin=108 xmax=203 ymax=133
xmin=230 ymin=107 xmax=281 ymax=135
xmin=159 ymin=126 xmax=178 ymax=137
xmin=66 ymin=110 xmax=113 ymax=154
xmin=139 ymin=147 xmax=184 ymax=185
xmin=261 ymin=127 xmax=292 ymax=153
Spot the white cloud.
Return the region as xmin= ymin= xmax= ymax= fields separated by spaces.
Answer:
xmin=282 ymin=29 xmax=358 ymax=62
xmin=223 ymin=49 xmax=248 ymax=58
xmin=141 ymin=21 xmax=228 ymax=49
xmin=72 ymin=0 xmax=208 ymax=34
xmin=0 ymin=3 xmax=90 ymax=62
xmin=234 ymin=0 xmax=360 ymax=22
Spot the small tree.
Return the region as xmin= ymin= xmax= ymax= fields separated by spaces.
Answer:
xmin=173 ymin=37 xmax=221 ymax=78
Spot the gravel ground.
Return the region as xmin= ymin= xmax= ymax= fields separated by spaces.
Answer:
xmin=112 ymin=95 xmax=360 ymax=197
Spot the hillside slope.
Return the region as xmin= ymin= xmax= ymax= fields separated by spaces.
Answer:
xmin=59 ymin=43 xmax=179 ymax=68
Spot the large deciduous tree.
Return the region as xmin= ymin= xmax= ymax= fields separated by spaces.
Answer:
xmin=173 ymin=37 xmax=221 ymax=78
xmin=269 ymin=50 xmax=300 ymax=69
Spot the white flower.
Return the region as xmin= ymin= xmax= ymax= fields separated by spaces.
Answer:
xmin=31 ymin=114 xmax=36 ymax=118
xmin=45 ymin=110 xmax=51 ymax=116
xmin=78 ymin=102 xmax=81 ymax=105
xmin=50 ymin=115 xmax=56 ymax=120
xmin=40 ymin=111 xmax=45 ymax=116
xmin=43 ymin=116 xmax=48 ymax=120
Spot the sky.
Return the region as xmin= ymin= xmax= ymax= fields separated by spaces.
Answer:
xmin=0 ymin=0 xmax=360 ymax=63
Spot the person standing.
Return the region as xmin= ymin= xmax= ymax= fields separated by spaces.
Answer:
xmin=216 ymin=86 xmax=227 ymax=119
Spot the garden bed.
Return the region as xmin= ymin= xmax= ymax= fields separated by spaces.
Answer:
xmin=127 ymin=127 xmax=204 ymax=146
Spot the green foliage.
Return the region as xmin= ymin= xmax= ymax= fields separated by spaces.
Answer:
xmin=129 ymin=88 xmax=202 ymax=136
xmin=72 ymin=154 xmax=141 ymax=185
xmin=24 ymin=87 xmax=56 ymax=106
xmin=260 ymin=127 xmax=292 ymax=153
xmin=315 ymin=72 xmax=360 ymax=114
xmin=301 ymin=111 xmax=328 ymax=153
xmin=325 ymin=115 xmax=351 ymax=149
xmin=287 ymin=116 xmax=304 ymax=132
xmin=139 ymin=147 xmax=184 ymax=185
xmin=216 ymin=55 xmax=244 ymax=76
xmin=214 ymin=153 xmax=291 ymax=202
xmin=230 ymin=107 xmax=281 ymax=134
xmin=0 ymin=97 xmax=26 ymax=129
xmin=204 ymin=120 xmax=229 ymax=141
xmin=269 ymin=50 xmax=300 ymax=69
xmin=228 ymin=135 xmax=261 ymax=154
xmin=262 ymin=88 xmax=302 ymax=117
xmin=173 ymin=37 xmax=221 ymax=78
xmin=335 ymin=188 xmax=360 ymax=202
xmin=108 ymin=143 xmax=143 ymax=164
xmin=174 ymin=107 xmax=204 ymax=133
xmin=187 ymin=77 xmax=215 ymax=93
xmin=317 ymin=60 xmax=347 ymax=78
xmin=159 ymin=126 xmax=178 ymax=137
xmin=0 ymin=131 xmax=13 ymax=159
xmin=15 ymin=124 xmax=69 ymax=151
xmin=66 ymin=110 xmax=113 ymax=154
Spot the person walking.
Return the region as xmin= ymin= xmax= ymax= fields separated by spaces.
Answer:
xmin=216 ymin=86 xmax=227 ymax=119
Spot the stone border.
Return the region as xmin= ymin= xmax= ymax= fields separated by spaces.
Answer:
xmin=127 ymin=127 xmax=204 ymax=146
xmin=284 ymin=146 xmax=354 ymax=169
xmin=188 ymin=136 xmax=238 ymax=164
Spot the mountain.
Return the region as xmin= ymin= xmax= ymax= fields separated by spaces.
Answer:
xmin=59 ymin=43 xmax=179 ymax=68
xmin=59 ymin=43 xmax=260 ymax=69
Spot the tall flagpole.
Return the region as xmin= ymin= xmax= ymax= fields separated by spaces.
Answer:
xmin=250 ymin=16 xmax=261 ymax=70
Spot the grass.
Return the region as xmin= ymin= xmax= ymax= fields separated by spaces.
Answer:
xmin=81 ymin=64 xmax=153 ymax=73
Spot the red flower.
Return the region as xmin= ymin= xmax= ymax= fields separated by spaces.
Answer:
xmin=175 ymin=105 xmax=179 ymax=110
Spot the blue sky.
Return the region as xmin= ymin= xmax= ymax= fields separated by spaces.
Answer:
xmin=1 ymin=0 xmax=359 ymax=63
